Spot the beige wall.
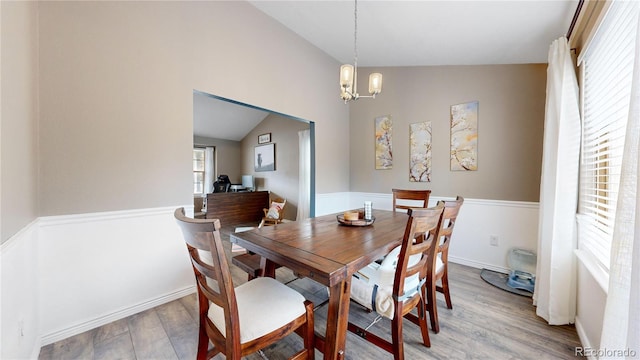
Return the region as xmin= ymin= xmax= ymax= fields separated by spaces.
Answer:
xmin=36 ymin=1 xmax=348 ymax=216
xmin=241 ymin=114 xmax=310 ymax=220
xmin=1 ymin=1 xmax=39 ymax=243
xmin=3 ymin=1 xmax=543 ymax=237
xmin=349 ymin=64 xmax=546 ymax=202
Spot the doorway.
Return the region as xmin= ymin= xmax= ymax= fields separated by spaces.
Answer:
xmin=193 ymin=90 xmax=315 ymax=218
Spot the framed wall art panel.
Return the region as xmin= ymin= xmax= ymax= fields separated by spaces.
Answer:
xmin=450 ymin=101 xmax=478 ymax=171
xmin=375 ymin=115 xmax=393 ymax=170
xmin=409 ymin=121 xmax=432 ymax=182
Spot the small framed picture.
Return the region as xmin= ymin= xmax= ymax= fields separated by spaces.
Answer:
xmin=258 ymin=133 xmax=271 ymax=144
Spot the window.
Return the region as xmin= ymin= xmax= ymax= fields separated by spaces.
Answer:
xmin=577 ymin=0 xmax=639 ymax=270
xmin=193 ymin=148 xmax=205 ymax=195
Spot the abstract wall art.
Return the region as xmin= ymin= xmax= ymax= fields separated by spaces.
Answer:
xmin=254 ymin=143 xmax=275 ymax=172
xmin=450 ymin=101 xmax=478 ymax=171
xmin=375 ymin=115 xmax=393 ymax=169
xmin=409 ymin=121 xmax=432 ymax=182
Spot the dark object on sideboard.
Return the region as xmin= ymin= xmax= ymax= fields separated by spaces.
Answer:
xmin=206 ymin=191 xmax=269 ymax=225
xmin=213 ymin=174 xmax=231 ymax=193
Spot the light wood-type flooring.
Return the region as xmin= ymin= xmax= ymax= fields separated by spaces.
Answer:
xmin=39 ymin=226 xmax=583 ymax=360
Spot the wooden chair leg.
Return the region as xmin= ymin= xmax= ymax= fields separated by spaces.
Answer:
xmin=304 ymin=301 xmax=315 ymax=360
xmin=391 ymin=314 xmax=405 ymax=360
xmin=441 ymin=268 xmax=453 ymax=309
xmin=427 ymin=278 xmax=440 ymax=334
xmin=197 ymin=317 xmax=210 ymax=360
xmin=418 ymin=298 xmax=431 ymax=347
xmin=292 ymin=301 xmax=315 ymax=360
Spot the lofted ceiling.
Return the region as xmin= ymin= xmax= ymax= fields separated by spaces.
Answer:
xmin=248 ymin=0 xmax=579 ymax=66
xmin=195 ymin=0 xmax=579 ymax=140
xmin=194 ymin=92 xmax=269 ymax=141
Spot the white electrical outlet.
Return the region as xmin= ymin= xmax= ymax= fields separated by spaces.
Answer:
xmin=489 ymin=235 xmax=499 ymax=246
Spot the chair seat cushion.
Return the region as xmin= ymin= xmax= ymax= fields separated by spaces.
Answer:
xmin=208 ymin=277 xmax=306 ymax=343
xmin=351 ymin=252 xmax=444 ymax=319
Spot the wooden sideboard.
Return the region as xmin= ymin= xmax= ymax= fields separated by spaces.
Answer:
xmin=206 ymin=191 xmax=269 ymax=226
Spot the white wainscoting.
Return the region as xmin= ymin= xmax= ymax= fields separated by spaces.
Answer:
xmin=574 ymin=255 xmax=607 ymax=357
xmin=37 ymin=206 xmax=196 ymax=346
xmin=318 ymin=192 xmax=540 ymax=273
xmin=1 ymin=220 xmax=41 ymax=359
xmin=2 ymin=196 xmax=545 ymax=358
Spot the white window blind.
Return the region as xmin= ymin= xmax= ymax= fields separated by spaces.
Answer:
xmin=578 ymin=0 xmax=639 ymax=270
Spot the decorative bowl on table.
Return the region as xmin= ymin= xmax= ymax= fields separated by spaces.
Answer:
xmin=337 ymin=210 xmax=375 ymax=226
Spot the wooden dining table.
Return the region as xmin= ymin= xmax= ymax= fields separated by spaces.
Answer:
xmin=229 ymin=209 xmax=408 ymax=360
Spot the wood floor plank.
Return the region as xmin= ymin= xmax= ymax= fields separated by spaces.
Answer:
xmin=155 ymin=299 xmax=199 ymax=360
xmin=127 ymin=308 xmax=178 ymax=360
xmin=178 ymin=293 xmax=198 ymax=322
xmin=49 ymin=329 xmax=95 ymax=359
xmin=37 ymin=343 xmax=54 ymax=360
xmin=93 ymin=332 xmax=136 ymax=360
xmin=39 ymin=251 xmax=584 ymax=360
xmin=94 ymin=317 xmax=130 ymax=345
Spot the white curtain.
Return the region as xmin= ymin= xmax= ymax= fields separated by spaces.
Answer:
xmin=599 ymin=14 xmax=640 ymax=359
xmin=533 ymin=37 xmax=581 ymax=325
xmin=297 ymin=129 xmax=311 ymax=221
xmin=204 ymin=146 xmax=214 ymax=194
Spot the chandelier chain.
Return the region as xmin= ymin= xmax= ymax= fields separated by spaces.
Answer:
xmin=353 ymin=0 xmax=358 ymax=71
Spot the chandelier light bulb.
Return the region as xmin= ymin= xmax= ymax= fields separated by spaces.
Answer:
xmin=340 ymin=64 xmax=354 ymax=89
xmin=369 ymin=73 xmax=382 ymax=95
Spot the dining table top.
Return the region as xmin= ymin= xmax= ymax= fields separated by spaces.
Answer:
xmin=229 ymin=209 xmax=409 ymax=287
xmin=229 ymin=209 xmax=410 ymax=360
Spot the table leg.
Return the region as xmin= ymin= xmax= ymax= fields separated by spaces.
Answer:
xmin=323 ymin=278 xmax=352 ymax=360
xmin=260 ymin=257 xmax=276 ymax=278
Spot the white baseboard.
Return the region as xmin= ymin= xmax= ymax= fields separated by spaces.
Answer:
xmin=449 ymin=255 xmax=510 ymax=274
xmin=41 ymin=285 xmax=196 ymax=346
xmin=575 ymin=316 xmax=595 ymax=360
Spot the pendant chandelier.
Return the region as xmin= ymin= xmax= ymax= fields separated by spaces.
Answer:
xmin=339 ymin=0 xmax=382 ymax=103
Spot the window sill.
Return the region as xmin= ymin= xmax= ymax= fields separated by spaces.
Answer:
xmin=575 ymin=249 xmax=609 ymax=294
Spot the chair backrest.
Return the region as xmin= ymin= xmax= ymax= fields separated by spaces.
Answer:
xmin=392 ymin=188 xmax=431 ymax=212
xmin=173 ymin=208 xmax=240 ymax=354
xmin=213 ymin=182 xmax=230 ymax=193
xmin=438 ymin=196 xmax=464 ymax=262
xmin=392 ymin=204 xmax=444 ymax=306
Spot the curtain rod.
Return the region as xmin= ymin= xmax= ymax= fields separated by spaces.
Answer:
xmin=566 ymin=0 xmax=585 ymax=40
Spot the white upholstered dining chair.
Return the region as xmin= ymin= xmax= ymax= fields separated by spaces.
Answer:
xmin=174 ymin=208 xmax=314 ymax=360
xmin=348 ymin=204 xmax=445 ymax=360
